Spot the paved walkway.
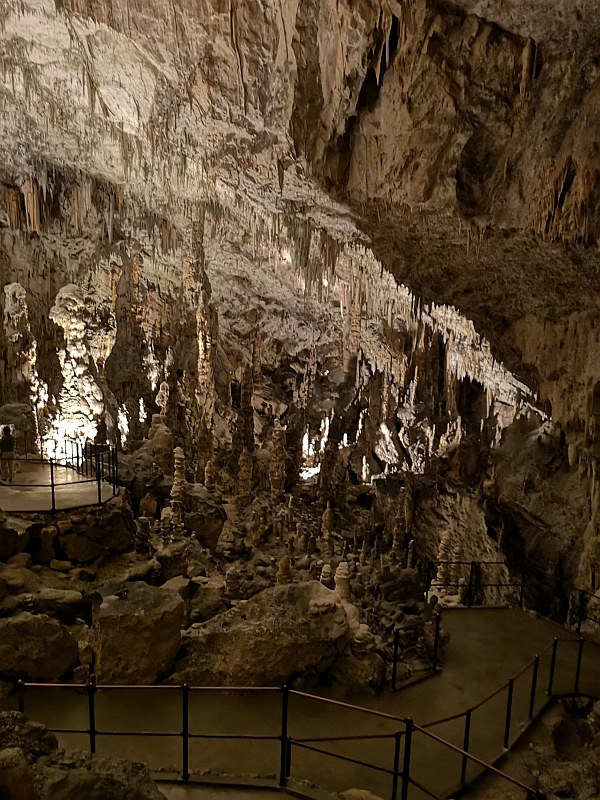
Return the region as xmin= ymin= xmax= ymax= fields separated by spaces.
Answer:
xmin=0 ymin=460 xmax=114 ymax=511
xmin=9 ymin=609 xmax=600 ymax=800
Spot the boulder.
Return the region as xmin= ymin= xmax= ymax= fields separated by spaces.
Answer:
xmin=7 ymin=553 xmax=32 ymax=569
xmin=161 ymin=576 xmax=191 ymax=599
xmin=0 ymin=614 xmax=78 ymax=680
xmin=93 ymin=583 xmax=184 ymax=684
xmin=170 ymin=581 xmax=351 ymax=686
xmin=31 ymin=588 xmax=87 ymax=626
xmin=56 ymin=491 xmax=136 ymax=563
xmin=32 ymin=750 xmax=166 ymax=800
xmin=0 ymin=712 xmax=58 ymax=763
xmin=30 ymin=526 xmax=57 ymax=563
xmin=0 ymin=747 xmax=39 ymax=800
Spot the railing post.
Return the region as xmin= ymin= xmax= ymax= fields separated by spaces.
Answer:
xmin=577 ymin=590 xmax=586 ymax=634
xmin=467 ymin=562 xmax=476 ymax=607
xmin=574 ymin=638 xmax=584 ymax=694
xmin=504 ymin=679 xmax=514 ymax=749
xmin=547 ymin=639 xmax=558 ymax=696
xmin=96 ymin=453 xmax=102 ymax=504
xmin=112 ymin=446 xmax=117 ymax=495
xmin=392 ymin=628 xmax=400 ymax=690
xmin=87 ymin=676 xmax=97 ymax=754
xmin=432 ymin=614 xmax=441 ymax=673
xmin=76 ymin=442 xmax=80 ymax=473
xmin=401 ymin=719 xmax=413 ymax=800
xmin=279 ymin=685 xmax=289 ymax=787
xmin=529 ymin=656 xmax=539 ymax=718
xmin=460 ymin=709 xmax=472 ymax=785
xmin=425 ymin=561 xmax=432 ymax=602
xmin=50 ymin=459 xmax=56 ymax=511
xmin=391 ymin=730 xmax=403 ymax=800
xmin=17 ymin=680 xmax=24 ymax=714
xmin=519 ymin=562 xmax=527 ymax=608
xmin=181 ymin=684 xmax=190 ymax=781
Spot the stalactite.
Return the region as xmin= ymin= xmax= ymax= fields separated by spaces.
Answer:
xmin=22 ymin=178 xmax=40 ymax=233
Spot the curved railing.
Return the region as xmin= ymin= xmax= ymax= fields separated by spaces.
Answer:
xmin=426 ymin=559 xmax=600 ymax=635
xmin=0 ymin=439 xmax=118 ymax=512
xmin=14 ymin=680 xmax=541 ymax=800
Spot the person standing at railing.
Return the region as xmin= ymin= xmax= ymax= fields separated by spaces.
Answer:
xmin=0 ymin=426 xmax=16 ymax=483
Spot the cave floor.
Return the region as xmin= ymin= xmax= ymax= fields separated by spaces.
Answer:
xmin=0 ymin=460 xmax=114 ymax=511
xmin=14 ymin=608 xmax=600 ymax=799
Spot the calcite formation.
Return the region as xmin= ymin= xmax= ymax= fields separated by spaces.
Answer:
xmin=0 ymin=5 xmax=599 ymax=775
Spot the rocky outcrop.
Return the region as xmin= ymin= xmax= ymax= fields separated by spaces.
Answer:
xmin=31 ymin=750 xmax=166 ymax=800
xmin=0 ymin=712 xmax=165 ymax=800
xmin=93 ymin=583 xmax=184 ymax=685
xmin=170 ymin=581 xmax=350 ymax=686
xmin=0 ymin=614 xmax=78 ymax=681
xmin=54 ymin=491 xmax=136 ymax=564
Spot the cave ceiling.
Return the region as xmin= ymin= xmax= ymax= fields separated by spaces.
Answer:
xmin=1 ymin=0 xmax=600 ymax=441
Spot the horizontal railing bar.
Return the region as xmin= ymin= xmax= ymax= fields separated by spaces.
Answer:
xmin=20 ymin=683 xmax=276 ymax=692
xmin=291 ymin=733 xmax=398 ymax=743
xmin=421 ymin=711 xmax=466 ymax=729
xmin=412 ymin=724 xmax=534 ymax=792
xmin=429 ymin=561 xmax=508 ymax=565
xmin=289 ymin=690 xmax=405 ymax=723
xmin=188 ymin=734 xmax=279 ymax=741
xmin=45 ymin=726 xmax=283 ymax=741
xmin=288 ymin=740 xmax=397 ymax=775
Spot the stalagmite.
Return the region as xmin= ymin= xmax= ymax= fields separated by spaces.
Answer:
xmin=320 ymin=563 xmax=334 ymax=589
xmin=322 ymin=501 xmax=334 ymax=542
xmin=170 ymin=447 xmax=186 ymax=537
xmin=276 ymin=555 xmax=292 ymax=585
xmin=335 ymin=561 xmax=351 ymax=601
xmin=406 ymin=540 xmax=415 ymax=570
xmin=225 ymin=567 xmax=240 ymax=598
xmin=204 ymin=460 xmax=215 ymax=492
xmin=270 ymin=420 xmax=286 ymax=502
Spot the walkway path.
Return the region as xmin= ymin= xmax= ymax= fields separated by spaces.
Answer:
xmin=10 ymin=609 xmax=600 ymax=800
xmin=0 ymin=460 xmax=114 ymax=511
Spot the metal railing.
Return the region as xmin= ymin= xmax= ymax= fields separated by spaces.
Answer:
xmin=419 ymin=633 xmax=600 ymax=790
xmin=1 ymin=439 xmax=118 ymax=511
xmin=425 ymin=560 xmax=600 ymax=636
xmin=15 ymin=680 xmax=541 ymax=800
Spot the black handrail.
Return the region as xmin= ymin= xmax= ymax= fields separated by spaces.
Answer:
xmin=0 ymin=439 xmax=118 ymax=512
xmin=426 ymin=559 xmax=600 ymax=636
xmin=16 ymin=680 xmax=543 ymax=800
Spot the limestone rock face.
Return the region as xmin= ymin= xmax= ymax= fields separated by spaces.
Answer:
xmin=171 ymin=581 xmax=350 ymax=686
xmin=93 ymin=583 xmax=184 ymax=685
xmin=0 ymin=614 xmax=78 ymax=681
